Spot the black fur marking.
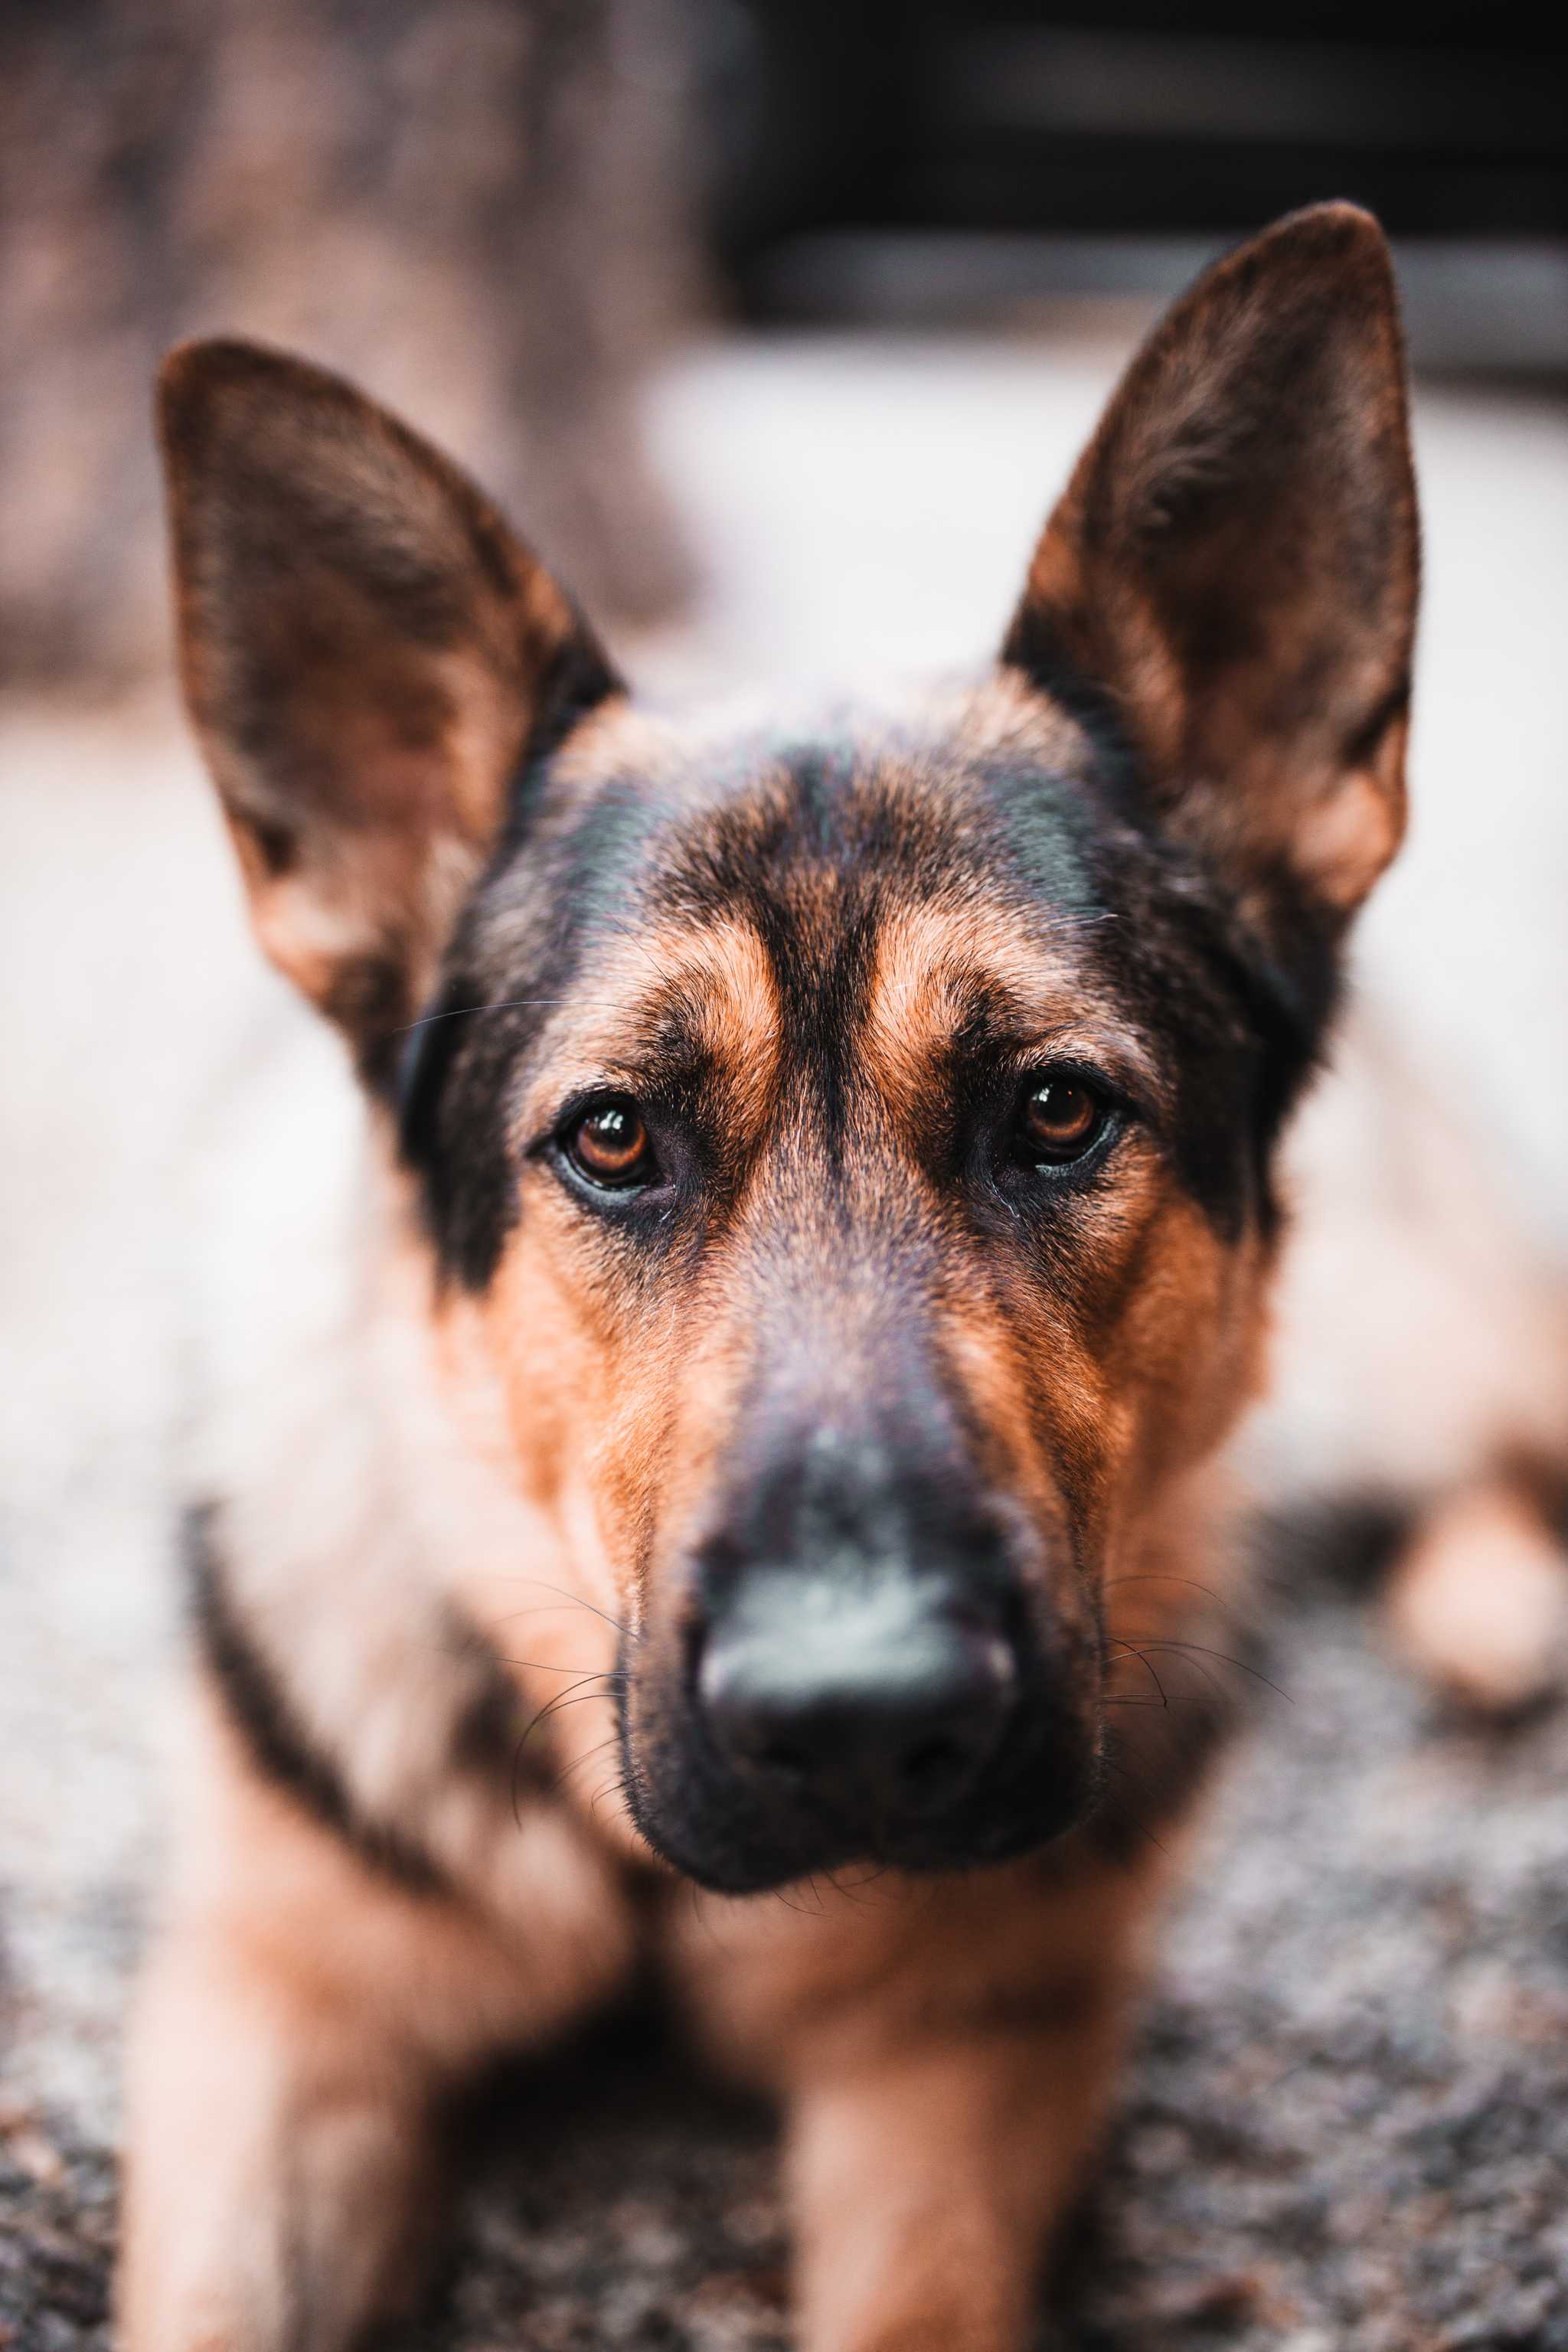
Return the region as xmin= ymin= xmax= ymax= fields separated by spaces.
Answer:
xmin=644 ymin=743 xmax=972 ymax=1171
xmin=250 ymin=813 xmax=297 ymax=879
xmin=184 ymin=1503 xmax=449 ymax=1897
xmin=1252 ymin=1494 xmax=1410 ymax=1600
xmin=999 ymin=622 xmax=1346 ymax=1153
xmin=1340 ymin=675 xmax=1410 ymax=778
xmin=332 ymin=948 xmax=420 ymax=1099
xmin=516 ymin=624 xmax=622 ymax=781
xmin=953 ymin=1979 xmax=1105 ymax=2037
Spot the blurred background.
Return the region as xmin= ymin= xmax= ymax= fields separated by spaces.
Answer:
xmin=2 ymin=7 xmax=1566 ymax=2347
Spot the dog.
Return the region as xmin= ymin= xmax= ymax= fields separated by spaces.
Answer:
xmin=121 ymin=204 xmax=1420 ymax=2351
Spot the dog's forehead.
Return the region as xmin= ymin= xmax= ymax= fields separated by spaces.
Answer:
xmin=522 ymin=675 xmax=1116 ymax=992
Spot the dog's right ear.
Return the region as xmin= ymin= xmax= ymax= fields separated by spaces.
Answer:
xmin=158 ymin=339 xmax=622 ymax=1085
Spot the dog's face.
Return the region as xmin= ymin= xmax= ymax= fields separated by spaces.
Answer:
xmin=399 ymin=685 xmax=1282 ymax=1889
xmin=160 ymin=204 xmax=1417 ymax=1891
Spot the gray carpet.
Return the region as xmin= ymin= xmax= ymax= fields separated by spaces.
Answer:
xmin=6 ymin=1578 xmax=1567 ymax=2350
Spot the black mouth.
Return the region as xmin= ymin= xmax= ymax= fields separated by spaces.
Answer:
xmin=619 ymin=1700 xmax=1099 ymax=1896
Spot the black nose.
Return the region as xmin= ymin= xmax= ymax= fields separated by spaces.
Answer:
xmin=697 ymin=1570 xmax=1018 ymax=1824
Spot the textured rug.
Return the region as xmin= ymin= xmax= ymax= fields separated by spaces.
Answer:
xmin=7 ymin=1576 xmax=1568 ymax=2350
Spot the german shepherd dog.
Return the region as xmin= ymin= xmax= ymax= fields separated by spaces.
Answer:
xmin=122 ymin=204 xmax=1419 ymax=2350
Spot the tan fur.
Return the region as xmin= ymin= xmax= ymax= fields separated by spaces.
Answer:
xmin=864 ymin=900 xmax=1163 ymax=1129
xmin=123 ymin=1684 xmax=634 ymax=2352
xmin=512 ymin=916 xmax=783 ymax=1168
xmin=668 ymin=1851 xmax=1174 ymax=2352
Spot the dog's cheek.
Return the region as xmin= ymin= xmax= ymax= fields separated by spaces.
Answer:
xmin=1002 ymin=1152 xmax=1272 ymax=1520
xmin=957 ymin=1169 xmax=1174 ymax=1554
xmin=476 ymin=1219 xmax=747 ymax=1628
xmin=469 ymin=1218 xmax=668 ymax=1632
xmin=1102 ymin=1199 xmax=1273 ymax=1503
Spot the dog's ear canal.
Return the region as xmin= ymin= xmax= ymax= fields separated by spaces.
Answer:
xmin=1002 ymin=202 xmax=1419 ymax=949
xmin=158 ymin=339 xmax=622 ymax=1087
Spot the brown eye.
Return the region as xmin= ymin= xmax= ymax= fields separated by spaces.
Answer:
xmin=565 ymin=1099 xmax=657 ymax=1188
xmin=1014 ymin=1073 xmax=1106 ymax=1166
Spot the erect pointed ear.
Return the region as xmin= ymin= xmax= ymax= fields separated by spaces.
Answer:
xmin=1002 ymin=204 xmax=1418 ymax=944
xmin=158 ymin=339 xmax=623 ymax=1085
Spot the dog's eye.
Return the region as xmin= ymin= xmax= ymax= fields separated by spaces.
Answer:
xmin=1012 ymin=1072 xmax=1107 ymax=1167
xmin=564 ymin=1099 xmax=658 ymax=1189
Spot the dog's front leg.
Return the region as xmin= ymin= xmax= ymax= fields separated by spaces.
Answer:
xmin=677 ymin=1855 xmax=1159 ymax=2352
xmin=123 ymin=1926 xmax=449 ymax=2352
xmin=119 ymin=1687 xmax=635 ymax=2352
xmin=785 ymin=1983 xmax=1125 ymax=2352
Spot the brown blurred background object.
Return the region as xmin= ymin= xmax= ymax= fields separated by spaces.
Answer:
xmin=0 ymin=0 xmax=701 ymax=694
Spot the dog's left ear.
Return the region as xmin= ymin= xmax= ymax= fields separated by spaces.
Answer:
xmin=158 ymin=338 xmax=622 ymax=1086
xmin=1003 ymin=204 xmax=1418 ymax=939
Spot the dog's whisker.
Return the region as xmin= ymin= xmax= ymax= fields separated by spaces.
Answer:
xmin=526 ymin=1687 xmax=622 ymax=1732
xmin=1110 ymin=1641 xmax=1227 ymax=1708
xmin=1104 ymin=1573 xmax=1226 ymax=1605
xmin=490 ymin=1602 xmax=631 ymax=1628
xmin=551 ymin=1735 xmax=623 ymax=1800
xmin=494 ymin=1655 xmax=626 ymax=1677
xmin=510 ymin=1689 xmax=625 ymax=1821
xmin=1104 ymin=1641 xmax=1170 ymax=1708
xmin=1119 ymin=1636 xmax=1291 ymax=1704
xmin=771 ymin=1883 xmax=823 ymax=1919
xmin=390 ymin=996 xmax=639 ymax=1036
xmin=489 ymin=1579 xmax=633 ymax=1643
xmin=514 ymin=1674 xmax=619 ymax=1757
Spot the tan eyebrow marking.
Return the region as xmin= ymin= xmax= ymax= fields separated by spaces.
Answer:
xmin=683 ymin=916 xmax=782 ymax=1138
xmin=520 ymin=915 xmax=782 ymax=1144
xmin=864 ymin=901 xmax=1158 ymax=1119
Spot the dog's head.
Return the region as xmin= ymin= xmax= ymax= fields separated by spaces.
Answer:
xmin=161 ymin=205 xmax=1416 ymax=1893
